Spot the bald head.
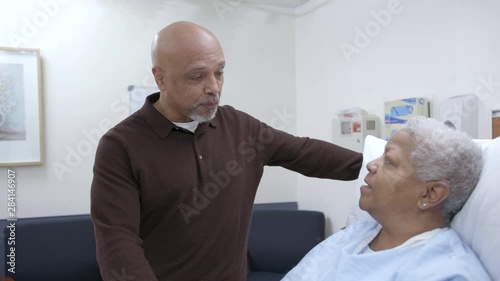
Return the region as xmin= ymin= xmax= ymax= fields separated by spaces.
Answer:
xmin=149 ymin=21 xmax=225 ymax=123
xmin=151 ymin=21 xmax=223 ymax=69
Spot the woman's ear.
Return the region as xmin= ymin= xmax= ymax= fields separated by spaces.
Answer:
xmin=419 ymin=181 xmax=449 ymax=210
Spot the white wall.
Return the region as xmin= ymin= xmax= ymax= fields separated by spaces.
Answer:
xmin=0 ymin=0 xmax=297 ymax=219
xmin=2 ymin=0 xmax=499 ymax=235
xmin=296 ymin=0 xmax=500 ymax=234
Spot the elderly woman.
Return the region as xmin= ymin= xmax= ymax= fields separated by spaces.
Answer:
xmin=282 ymin=117 xmax=491 ymax=281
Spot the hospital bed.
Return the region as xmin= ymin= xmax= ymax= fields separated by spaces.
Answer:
xmin=348 ymin=136 xmax=500 ymax=280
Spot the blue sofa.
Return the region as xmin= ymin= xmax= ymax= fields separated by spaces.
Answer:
xmin=2 ymin=209 xmax=325 ymax=281
xmin=247 ymin=209 xmax=326 ymax=280
xmin=2 ymin=215 xmax=101 ymax=281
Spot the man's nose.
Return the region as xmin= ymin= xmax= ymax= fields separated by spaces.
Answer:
xmin=204 ymin=75 xmax=221 ymax=96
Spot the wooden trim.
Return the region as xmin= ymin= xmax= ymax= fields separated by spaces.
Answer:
xmin=493 ymin=117 xmax=500 ymax=139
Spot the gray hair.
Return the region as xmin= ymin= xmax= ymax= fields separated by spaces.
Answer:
xmin=400 ymin=116 xmax=483 ymax=223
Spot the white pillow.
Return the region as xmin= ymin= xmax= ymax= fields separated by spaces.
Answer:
xmin=346 ymin=135 xmax=382 ymax=225
xmin=348 ymin=135 xmax=500 ymax=280
xmin=451 ymin=137 xmax=500 ymax=280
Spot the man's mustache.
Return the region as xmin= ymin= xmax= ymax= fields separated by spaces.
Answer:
xmin=195 ymin=95 xmax=220 ymax=106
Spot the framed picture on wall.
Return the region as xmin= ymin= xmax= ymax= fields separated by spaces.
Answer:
xmin=0 ymin=47 xmax=44 ymax=166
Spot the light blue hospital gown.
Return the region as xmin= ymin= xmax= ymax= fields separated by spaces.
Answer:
xmin=282 ymin=220 xmax=491 ymax=281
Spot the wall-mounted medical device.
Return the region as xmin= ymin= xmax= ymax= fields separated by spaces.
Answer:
xmin=332 ymin=108 xmax=380 ymax=152
xmin=384 ymin=97 xmax=430 ymax=140
xmin=437 ymin=94 xmax=479 ymax=138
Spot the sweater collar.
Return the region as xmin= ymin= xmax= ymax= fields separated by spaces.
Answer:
xmin=140 ymin=92 xmax=218 ymax=139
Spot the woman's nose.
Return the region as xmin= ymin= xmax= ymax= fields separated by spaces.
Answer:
xmin=366 ymin=158 xmax=380 ymax=173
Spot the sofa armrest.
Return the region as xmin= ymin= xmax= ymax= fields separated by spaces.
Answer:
xmin=247 ymin=209 xmax=325 ymax=274
xmin=3 ymin=214 xmax=101 ymax=281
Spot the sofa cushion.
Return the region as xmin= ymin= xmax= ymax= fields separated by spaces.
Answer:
xmin=247 ymin=210 xmax=325 ymax=274
xmin=247 ymin=271 xmax=285 ymax=281
xmin=3 ymin=214 xmax=101 ymax=281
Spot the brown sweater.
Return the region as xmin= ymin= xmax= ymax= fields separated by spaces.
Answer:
xmin=90 ymin=93 xmax=362 ymax=281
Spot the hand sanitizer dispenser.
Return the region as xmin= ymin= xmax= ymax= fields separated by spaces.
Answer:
xmin=332 ymin=108 xmax=380 ymax=152
xmin=438 ymin=94 xmax=479 ymax=138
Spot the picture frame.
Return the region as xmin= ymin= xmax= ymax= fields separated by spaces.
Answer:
xmin=0 ymin=47 xmax=44 ymax=166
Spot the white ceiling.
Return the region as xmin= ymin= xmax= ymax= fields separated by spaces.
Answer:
xmin=240 ymin=0 xmax=310 ymax=8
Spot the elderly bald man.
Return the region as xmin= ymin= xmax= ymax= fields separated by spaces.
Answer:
xmin=90 ymin=21 xmax=362 ymax=281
